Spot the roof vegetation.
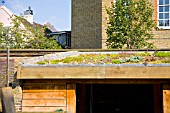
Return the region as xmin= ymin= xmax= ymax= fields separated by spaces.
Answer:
xmin=37 ymin=51 xmax=170 ymax=65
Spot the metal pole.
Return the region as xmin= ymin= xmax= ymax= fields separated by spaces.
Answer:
xmin=6 ymin=46 xmax=10 ymax=87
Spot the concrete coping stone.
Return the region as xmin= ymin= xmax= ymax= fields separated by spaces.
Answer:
xmin=21 ymin=51 xmax=79 ymax=65
xmin=21 ymin=63 xmax=170 ymax=67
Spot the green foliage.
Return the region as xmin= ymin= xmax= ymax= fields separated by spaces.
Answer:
xmin=0 ymin=15 xmax=61 ymax=49
xmin=56 ymin=109 xmax=64 ymax=113
xmin=26 ymin=27 xmax=61 ymax=49
xmin=0 ymin=16 xmax=29 ymax=49
xmin=120 ymin=56 xmax=143 ymax=63
xmin=61 ymin=57 xmax=74 ymax=63
xmin=50 ymin=60 xmax=61 ymax=64
xmin=37 ymin=60 xmax=49 ymax=65
xmin=112 ymin=59 xmax=121 ymax=64
xmin=136 ymin=52 xmax=151 ymax=56
xmin=161 ymin=60 xmax=170 ymax=63
xmin=36 ymin=52 xmax=170 ymax=65
xmin=61 ymin=57 xmax=83 ymax=64
xmin=106 ymin=0 xmax=156 ymax=49
xmin=0 ymin=23 xmax=7 ymax=48
xmin=154 ymin=52 xmax=170 ymax=57
xmin=49 ymin=57 xmax=83 ymax=64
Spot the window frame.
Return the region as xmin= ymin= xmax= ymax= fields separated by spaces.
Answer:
xmin=157 ymin=0 xmax=170 ymax=29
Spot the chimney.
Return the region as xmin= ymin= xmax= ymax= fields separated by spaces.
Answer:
xmin=23 ymin=6 xmax=33 ymax=24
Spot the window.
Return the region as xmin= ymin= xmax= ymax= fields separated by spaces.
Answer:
xmin=158 ymin=0 xmax=170 ymax=29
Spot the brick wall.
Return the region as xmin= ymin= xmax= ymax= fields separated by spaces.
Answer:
xmin=0 ymin=59 xmax=14 ymax=87
xmin=12 ymin=86 xmax=22 ymax=112
xmin=151 ymin=38 xmax=170 ymax=48
xmin=101 ymin=0 xmax=112 ymax=49
xmin=72 ymin=0 xmax=103 ymax=49
xmin=72 ymin=0 xmax=112 ymax=49
xmin=150 ymin=0 xmax=170 ymax=48
xmin=0 ymin=58 xmax=22 ymax=112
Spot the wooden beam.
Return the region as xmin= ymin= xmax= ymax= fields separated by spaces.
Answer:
xmin=18 ymin=66 xmax=170 ymax=79
xmin=67 ymin=79 xmax=170 ymax=84
xmin=23 ymin=84 xmax=66 ymax=90
xmin=22 ymin=107 xmax=66 ymax=112
xmin=22 ymin=100 xmax=66 ymax=107
xmin=23 ymin=92 xmax=66 ymax=100
xmin=163 ymin=84 xmax=170 ymax=113
xmin=154 ymin=84 xmax=161 ymax=113
xmin=66 ymin=83 xmax=76 ymax=113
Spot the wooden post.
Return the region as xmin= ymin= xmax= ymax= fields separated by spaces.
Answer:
xmin=163 ymin=84 xmax=170 ymax=113
xmin=78 ymin=84 xmax=86 ymax=113
xmin=6 ymin=46 xmax=10 ymax=87
xmin=67 ymin=83 xmax=76 ymax=113
xmin=154 ymin=84 xmax=161 ymax=113
xmin=1 ymin=87 xmax=16 ymax=113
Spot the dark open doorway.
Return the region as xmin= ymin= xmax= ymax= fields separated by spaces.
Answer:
xmin=76 ymin=84 xmax=154 ymax=113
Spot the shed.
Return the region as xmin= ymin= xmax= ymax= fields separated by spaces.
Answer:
xmin=17 ymin=52 xmax=170 ymax=113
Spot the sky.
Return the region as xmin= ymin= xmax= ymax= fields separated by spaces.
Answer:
xmin=0 ymin=0 xmax=71 ymax=31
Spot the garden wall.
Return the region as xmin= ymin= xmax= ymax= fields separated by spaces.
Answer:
xmin=0 ymin=59 xmax=14 ymax=87
xmin=0 ymin=58 xmax=23 ymax=112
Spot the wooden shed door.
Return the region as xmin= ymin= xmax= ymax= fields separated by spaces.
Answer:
xmin=77 ymin=84 xmax=154 ymax=113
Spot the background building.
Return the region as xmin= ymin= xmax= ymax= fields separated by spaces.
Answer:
xmin=71 ymin=0 xmax=170 ymax=49
xmin=0 ymin=5 xmax=25 ymax=29
xmin=49 ymin=31 xmax=71 ymax=49
xmin=22 ymin=6 xmax=34 ymax=24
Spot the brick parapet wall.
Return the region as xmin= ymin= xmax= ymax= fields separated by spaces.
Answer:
xmin=150 ymin=38 xmax=170 ymax=48
xmin=152 ymin=30 xmax=170 ymax=39
xmin=0 ymin=59 xmax=14 ymax=87
xmin=0 ymin=58 xmax=23 ymax=112
xmin=12 ymin=86 xmax=22 ymax=112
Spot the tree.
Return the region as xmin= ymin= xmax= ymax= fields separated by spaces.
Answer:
xmin=106 ymin=0 xmax=156 ymax=49
xmin=0 ymin=16 xmax=29 ymax=49
xmin=0 ymin=22 xmax=8 ymax=48
xmin=0 ymin=15 xmax=61 ymax=49
xmin=26 ymin=27 xmax=61 ymax=49
xmin=9 ymin=16 xmax=29 ymax=49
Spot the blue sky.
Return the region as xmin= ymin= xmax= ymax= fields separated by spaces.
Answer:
xmin=0 ymin=0 xmax=71 ymax=31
